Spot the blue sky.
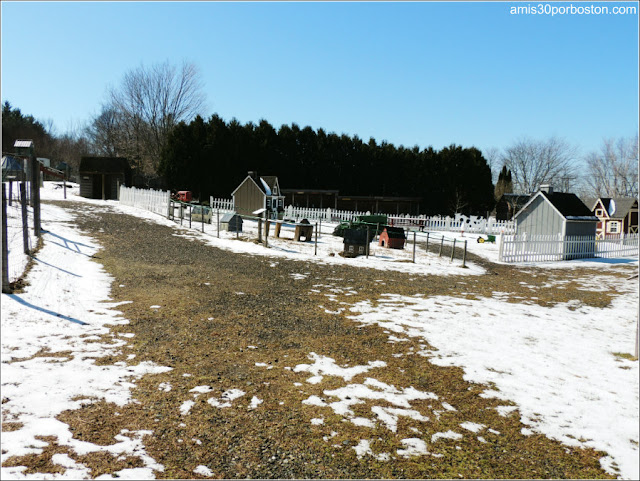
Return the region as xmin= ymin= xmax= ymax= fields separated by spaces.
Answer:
xmin=1 ymin=1 xmax=638 ymax=159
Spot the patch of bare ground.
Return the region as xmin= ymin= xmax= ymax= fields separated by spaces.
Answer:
xmin=6 ymin=200 xmax=629 ymax=478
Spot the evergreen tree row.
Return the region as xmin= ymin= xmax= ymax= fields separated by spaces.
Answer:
xmin=159 ymin=115 xmax=495 ymax=216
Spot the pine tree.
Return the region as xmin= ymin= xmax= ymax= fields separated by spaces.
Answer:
xmin=494 ymin=165 xmax=513 ymax=200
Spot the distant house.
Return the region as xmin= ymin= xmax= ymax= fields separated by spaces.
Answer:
xmin=494 ymin=193 xmax=530 ymax=221
xmin=515 ymin=185 xmax=598 ymax=238
xmin=590 ymin=197 xmax=639 ymax=237
xmin=231 ymin=172 xmax=285 ymax=218
xmin=79 ymin=157 xmax=131 ymax=200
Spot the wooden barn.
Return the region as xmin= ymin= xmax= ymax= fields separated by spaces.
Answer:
xmin=79 ymin=157 xmax=130 ymax=200
xmin=343 ymin=228 xmax=370 ymax=257
xmin=590 ymin=197 xmax=638 ymax=237
xmin=379 ymin=226 xmax=406 ymax=249
xmin=220 ymin=213 xmax=243 ymax=232
xmin=232 ymin=172 xmax=285 ymax=218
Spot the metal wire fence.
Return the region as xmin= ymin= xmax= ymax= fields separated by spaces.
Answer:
xmin=2 ymin=181 xmax=37 ymax=292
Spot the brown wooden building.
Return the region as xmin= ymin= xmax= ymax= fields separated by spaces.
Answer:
xmin=79 ymin=157 xmax=130 ymax=200
xmin=232 ymin=172 xmax=285 ymax=218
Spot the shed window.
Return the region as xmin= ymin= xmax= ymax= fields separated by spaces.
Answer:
xmin=608 ymin=221 xmax=619 ymax=233
xmin=595 ymin=209 xmax=604 ymax=217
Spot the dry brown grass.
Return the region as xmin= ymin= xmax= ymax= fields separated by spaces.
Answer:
xmin=3 ymin=201 xmax=633 ymax=479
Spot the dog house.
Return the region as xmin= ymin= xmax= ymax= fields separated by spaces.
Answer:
xmin=221 ymin=213 xmax=243 ymax=232
xmin=295 ymin=219 xmax=314 ymax=242
xmin=379 ymin=226 xmax=406 ymax=249
xmin=343 ymin=228 xmax=369 ymax=257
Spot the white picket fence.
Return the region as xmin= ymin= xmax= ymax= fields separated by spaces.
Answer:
xmin=284 ymin=205 xmax=374 ymax=222
xmin=119 ymin=186 xmax=170 ymax=217
xmin=210 ymin=197 xmax=235 ymax=212
xmin=499 ymin=233 xmax=639 ymax=263
xmin=205 ymin=200 xmax=516 ymax=234
xmin=389 ymin=214 xmax=515 ymax=235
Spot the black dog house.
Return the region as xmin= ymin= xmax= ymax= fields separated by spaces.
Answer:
xmin=79 ymin=157 xmax=130 ymax=200
xmin=343 ymin=228 xmax=370 ymax=257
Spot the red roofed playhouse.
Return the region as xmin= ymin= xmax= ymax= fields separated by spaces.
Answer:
xmin=379 ymin=226 xmax=407 ymax=249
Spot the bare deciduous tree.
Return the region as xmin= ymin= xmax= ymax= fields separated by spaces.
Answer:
xmin=583 ymin=134 xmax=639 ymax=198
xmin=90 ymin=60 xmax=206 ymax=180
xmin=500 ymin=136 xmax=579 ymax=194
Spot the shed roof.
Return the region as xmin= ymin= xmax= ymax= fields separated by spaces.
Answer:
xmin=343 ymin=228 xmax=369 ymax=244
xmin=596 ymin=197 xmax=638 ymax=219
xmin=515 ymin=191 xmax=598 ymax=222
xmin=2 ymin=154 xmax=24 ymax=172
xmin=13 ymin=140 xmax=34 ymax=148
xmin=79 ymin=157 xmax=130 ymax=174
xmin=221 ymin=213 xmax=241 ymax=222
xmin=382 ymin=226 xmax=406 ymax=239
xmin=541 ymin=192 xmax=596 ymax=218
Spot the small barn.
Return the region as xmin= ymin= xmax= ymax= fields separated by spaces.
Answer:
xmin=343 ymin=228 xmax=369 ymax=257
xmin=514 ymin=185 xmax=598 ymax=238
xmin=231 ymin=172 xmax=285 ymax=219
xmin=590 ymin=197 xmax=638 ymax=237
xmin=379 ymin=226 xmax=406 ymax=249
xmin=514 ymin=185 xmax=599 ymax=260
xmin=221 ymin=213 xmax=243 ymax=232
xmin=79 ymin=157 xmax=130 ymax=200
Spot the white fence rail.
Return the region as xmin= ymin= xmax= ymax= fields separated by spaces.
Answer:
xmin=499 ymin=233 xmax=639 ymax=263
xmin=284 ymin=205 xmax=374 ymax=222
xmin=389 ymin=214 xmax=515 ymax=235
xmin=119 ymin=186 xmax=170 ymax=217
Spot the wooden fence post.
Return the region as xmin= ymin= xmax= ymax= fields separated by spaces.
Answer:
xmin=450 ymin=238 xmax=456 ymax=262
xmin=412 ymin=232 xmax=416 ymax=263
xmin=217 ymin=209 xmax=220 ymax=238
xmin=425 ymin=232 xmax=430 ymax=251
xmin=20 ymin=183 xmax=29 ymax=254
xmin=462 ymin=240 xmax=467 ymax=268
xmin=366 ymin=226 xmax=370 ymax=258
xmin=439 ymin=236 xmax=444 ymax=257
xmin=315 ymin=222 xmax=318 ymax=256
xmin=2 ymin=183 xmax=12 ymax=293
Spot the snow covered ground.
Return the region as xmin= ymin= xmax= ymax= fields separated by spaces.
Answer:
xmin=1 ymin=183 xmax=638 ymax=479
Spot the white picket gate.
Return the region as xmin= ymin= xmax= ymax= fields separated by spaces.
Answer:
xmin=119 ymin=186 xmax=171 ymax=217
xmin=210 ymin=197 xmax=235 ymax=213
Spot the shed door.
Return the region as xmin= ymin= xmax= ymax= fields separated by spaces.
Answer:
xmin=91 ymin=175 xmax=102 ymax=199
